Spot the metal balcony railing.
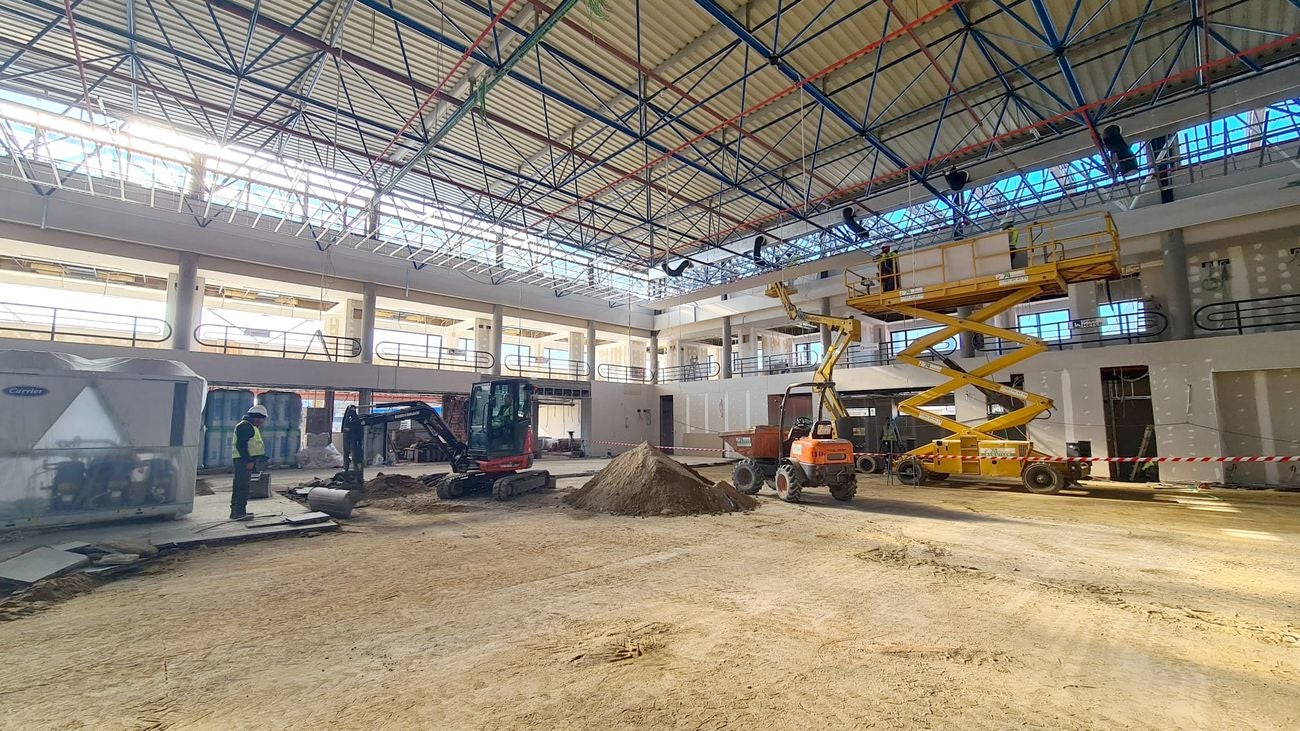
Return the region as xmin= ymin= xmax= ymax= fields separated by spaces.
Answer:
xmin=976 ymin=311 xmax=1166 ymax=353
xmin=1194 ymin=294 xmax=1300 ymax=335
xmin=658 ymin=360 xmax=720 ymax=383
xmin=504 ymin=354 xmax=590 ymax=380
xmin=375 ymin=341 xmax=494 ymax=371
xmin=0 ymin=301 xmax=171 ymax=346
xmin=194 ymin=324 xmax=361 ymax=361
xmin=596 ymin=363 xmax=651 ymax=383
xmin=733 ymin=350 xmax=819 ymax=377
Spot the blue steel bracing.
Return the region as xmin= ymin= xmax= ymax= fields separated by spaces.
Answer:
xmin=693 ymin=0 xmax=972 ymax=225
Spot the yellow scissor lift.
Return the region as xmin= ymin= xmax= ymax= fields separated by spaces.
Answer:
xmin=844 ymin=211 xmax=1122 ymax=494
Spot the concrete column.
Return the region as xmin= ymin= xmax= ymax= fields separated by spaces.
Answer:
xmin=648 ymin=332 xmax=659 ymax=382
xmin=819 ymin=298 xmax=832 ymax=353
xmin=567 ymin=330 xmax=584 ymax=363
xmin=358 ymin=389 xmax=373 ymax=407
xmin=957 ymin=305 xmax=976 ymax=358
xmin=360 ymin=282 xmax=377 ymax=364
xmin=585 ymin=320 xmax=597 ymax=380
xmin=1068 ymin=281 xmax=1100 ymax=348
xmin=167 ymin=251 xmax=202 ymax=350
xmin=721 ymin=316 xmax=733 ymax=379
xmin=739 ymin=328 xmax=757 ymax=359
xmin=1161 ymin=228 xmax=1194 ymax=340
xmin=490 ymin=304 xmax=504 ymax=376
xmin=473 ymin=317 xmax=492 ymax=353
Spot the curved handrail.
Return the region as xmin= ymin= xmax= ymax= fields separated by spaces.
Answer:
xmin=1194 ymin=294 xmax=1300 ymax=334
xmin=194 ymin=324 xmax=361 ymax=360
xmin=976 ymin=310 xmax=1167 ymax=353
xmin=504 ymin=354 xmax=591 ymax=379
xmin=0 ymin=301 xmax=171 ymax=345
xmin=596 ymin=363 xmax=651 ymax=383
xmin=375 ymin=342 xmax=494 ymax=371
xmin=658 ymin=360 xmax=720 ymax=383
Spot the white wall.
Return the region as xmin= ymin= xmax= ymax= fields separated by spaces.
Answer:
xmin=588 ymin=380 xmax=655 ymax=454
xmin=659 ymin=329 xmax=1300 ymax=484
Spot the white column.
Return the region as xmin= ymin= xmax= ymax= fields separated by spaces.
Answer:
xmin=166 ymin=252 xmax=202 ymax=351
xmin=585 ymin=320 xmax=597 ymax=380
xmin=1161 ymin=228 xmax=1193 ymax=340
xmin=360 ymin=283 xmax=377 ymax=365
xmin=490 ymin=305 xmax=504 ymax=376
xmin=721 ymin=316 xmax=733 ymax=379
xmin=1068 ymin=281 xmax=1099 ymax=348
xmin=957 ymin=305 xmax=976 ymax=358
xmin=819 ymin=298 xmax=832 ymax=353
xmin=648 ymin=332 xmax=659 ymax=382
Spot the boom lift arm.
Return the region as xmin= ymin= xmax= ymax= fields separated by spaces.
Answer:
xmin=764 ymin=281 xmax=861 ymax=421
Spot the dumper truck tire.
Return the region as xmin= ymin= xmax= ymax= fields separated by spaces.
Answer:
xmin=732 ymin=459 xmax=763 ymax=495
xmin=774 ymin=464 xmax=803 ymax=503
xmin=829 ymin=477 xmax=857 ymax=501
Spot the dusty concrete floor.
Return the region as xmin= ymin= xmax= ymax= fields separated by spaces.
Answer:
xmin=1 ymin=469 xmax=1297 ymax=730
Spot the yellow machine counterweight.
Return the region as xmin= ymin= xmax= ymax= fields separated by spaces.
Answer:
xmin=843 ymin=212 xmax=1123 ymax=494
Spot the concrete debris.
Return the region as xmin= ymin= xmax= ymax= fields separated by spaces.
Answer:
xmin=285 ymin=512 xmax=332 ymax=525
xmin=94 ymin=554 xmax=141 ymax=566
xmin=0 ymin=547 xmax=91 ymax=585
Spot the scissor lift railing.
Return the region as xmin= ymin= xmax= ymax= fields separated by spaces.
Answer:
xmin=844 ymin=212 xmax=1122 ymax=489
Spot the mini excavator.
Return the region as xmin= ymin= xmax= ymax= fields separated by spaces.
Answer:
xmin=337 ymin=377 xmax=552 ymax=501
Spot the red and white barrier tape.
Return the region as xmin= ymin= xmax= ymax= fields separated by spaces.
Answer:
xmin=594 ymin=441 xmax=1300 ymax=463
xmin=850 ymin=453 xmax=1300 ymax=464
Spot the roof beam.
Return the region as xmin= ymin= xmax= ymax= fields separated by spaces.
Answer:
xmin=692 ymin=0 xmax=970 ymax=225
xmin=1027 ymin=0 xmax=1112 ymax=167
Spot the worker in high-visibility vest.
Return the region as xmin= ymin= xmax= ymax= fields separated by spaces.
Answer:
xmin=1005 ymin=219 xmax=1027 ymax=269
xmin=877 ymin=244 xmax=899 ymax=292
xmin=230 ymin=404 xmax=268 ymax=520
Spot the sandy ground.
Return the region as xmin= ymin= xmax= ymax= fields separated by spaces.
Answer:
xmin=1 ymin=471 xmax=1298 ymax=730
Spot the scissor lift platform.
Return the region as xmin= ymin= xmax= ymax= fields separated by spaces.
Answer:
xmin=843 ymin=212 xmax=1122 ymax=494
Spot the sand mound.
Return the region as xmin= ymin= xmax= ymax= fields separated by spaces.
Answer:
xmin=565 ymin=442 xmax=757 ymax=517
xmin=362 ymin=473 xmax=429 ymax=499
xmin=0 ymin=574 xmax=102 ymax=621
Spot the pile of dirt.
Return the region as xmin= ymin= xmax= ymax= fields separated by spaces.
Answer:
xmin=565 ymin=442 xmax=757 ymax=517
xmin=362 ymin=473 xmax=429 ymax=499
xmin=194 ymin=479 xmax=216 ymax=496
xmin=0 ymin=574 xmax=102 ymax=621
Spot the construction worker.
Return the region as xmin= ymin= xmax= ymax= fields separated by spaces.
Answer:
xmin=877 ymin=244 xmax=899 ymax=292
xmin=880 ymin=417 xmax=902 ymax=473
xmin=1005 ymin=219 xmax=1027 ymax=269
xmin=231 ymin=404 xmax=268 ymax=520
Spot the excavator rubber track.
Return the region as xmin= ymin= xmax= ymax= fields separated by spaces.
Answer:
xmin=491 ymin=470 xmax=553 ymax=501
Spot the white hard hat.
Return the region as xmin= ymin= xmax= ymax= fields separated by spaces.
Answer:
xmin=247 ymin=405 xmax=269 ymax=418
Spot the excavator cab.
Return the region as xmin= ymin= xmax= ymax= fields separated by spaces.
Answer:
xmin=467 ymin=377 xmax=534 ymax=464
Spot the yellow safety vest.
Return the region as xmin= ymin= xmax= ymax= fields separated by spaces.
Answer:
xmin=231 ymin=419 xmax=265 ymax=458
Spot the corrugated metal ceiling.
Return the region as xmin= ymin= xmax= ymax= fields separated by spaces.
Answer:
xmin=0 ymin=0 xmax=1296 ymax=296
